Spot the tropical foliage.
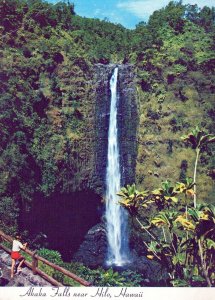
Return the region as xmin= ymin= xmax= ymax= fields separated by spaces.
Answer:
xmin=181 ymin=127 xmax=215 ymax=207
xmin=25 ymin=246 xmax=145 ymax=286
xmin=119 ymin=183 xmax=215 ymax=286
xmin=118 ymin=129 xmax=215 ymax=286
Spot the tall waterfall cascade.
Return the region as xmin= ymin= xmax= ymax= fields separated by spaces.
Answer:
xmin=105 ymin=67 xmax=130 ymax=266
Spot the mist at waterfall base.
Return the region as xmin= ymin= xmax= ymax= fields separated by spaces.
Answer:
xmin=105 ymin=67 xmax=131 ymax=267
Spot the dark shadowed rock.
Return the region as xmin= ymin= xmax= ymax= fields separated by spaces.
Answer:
xmin=118 ymin=64 xmax=138 ymax=187
xmin=73 ymin=223 xmax=107 ymax=268
xmin=129 ymin=253 xmax=169 ymax=285
xmin=73 ymin=224 xmax=169 ymax=285
xmin=92 ymin=64 xmax=138 ymax=194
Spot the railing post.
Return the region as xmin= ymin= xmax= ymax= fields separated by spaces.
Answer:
xmin=0 ymin=229 xmax=91 ymax=286
xmin=32 ymin=251 xmax=38 ymax=275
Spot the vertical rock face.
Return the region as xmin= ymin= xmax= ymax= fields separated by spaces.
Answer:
xmin=118 ymin=64 xmax=138 ymax=187
xmin=91 ymin=64 xmax=115 ymax=194
xmin=92 ymin=64 xmax=138 ymax=195
xmin=74 ymin=64 xmax=138 ymax=266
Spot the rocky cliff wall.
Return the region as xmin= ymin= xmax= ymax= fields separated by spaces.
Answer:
xmin=73 ymin=64 xmax=138 ymax=265
xmin=118 ymin=64 xmax=138 ymax=187
xmin=92 ymin=64 xmax=138 ymax=194
xmin=19 ymin=64 xmax=138 ymax=260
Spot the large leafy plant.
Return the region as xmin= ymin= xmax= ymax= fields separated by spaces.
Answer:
xmin=118 ymin=180 xmax=214 ymax=286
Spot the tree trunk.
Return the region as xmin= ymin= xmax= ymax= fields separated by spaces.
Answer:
xmin=193 ymin=148 xmax=200 ymax=208
xmin=198 ymin=240 xmax=212 ymax=287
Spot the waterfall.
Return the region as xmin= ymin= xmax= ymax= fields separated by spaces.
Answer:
xmin=105 ymin=67 xmax=130 ymax=266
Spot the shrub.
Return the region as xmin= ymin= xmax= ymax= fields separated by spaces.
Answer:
xmin=37 ymin=248 xmax=63 ymax=265
xmin=0 ymin=197 xmax=19 ymax=235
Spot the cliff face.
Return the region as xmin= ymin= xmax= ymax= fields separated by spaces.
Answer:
xmin=92 ymin=64 xmax=138 ymax=195
xmin=73 ymin=64 xmax=138 ymax=265
xmin=118 ymin=64 xmax=138 ymax=187
xmin=18 ymin=64 xmax=138 ymax=260
xmin=40 ymin=63 xmax=138 ymax=196
xmin=90 ymin=64 xmax=114 ymax=194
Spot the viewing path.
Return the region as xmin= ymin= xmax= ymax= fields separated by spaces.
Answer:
xmin=0 ymin=230 xmax=91 ymax=287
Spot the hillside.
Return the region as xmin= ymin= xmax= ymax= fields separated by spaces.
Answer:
xmin=134 ymin=20 xmax=215 ymax=201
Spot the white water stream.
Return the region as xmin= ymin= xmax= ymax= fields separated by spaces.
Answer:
xmin=105 ymin=67 xmax=130 ymax=266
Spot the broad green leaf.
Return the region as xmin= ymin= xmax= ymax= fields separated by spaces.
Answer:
xmin=175 ymin=215 xmax=195 ymax=230
xmin=206 ymin=239 xmax=215 ymax=250
xmin=171 ymin=279 xmax=189 ymax=287
xmin=164 ymin=196 xmax=178 ymax=202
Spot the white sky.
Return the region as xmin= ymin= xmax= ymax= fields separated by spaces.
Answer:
xmin=117 ymin=0 xmax=215 ymax=20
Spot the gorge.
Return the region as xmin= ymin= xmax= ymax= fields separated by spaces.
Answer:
xmin=1 ymin=0 xmax=214 ymax=287
xmin=19 ymin=63 xmax=138 ymax=266
xmin=74 ymin=64 xmax=137 ymax=267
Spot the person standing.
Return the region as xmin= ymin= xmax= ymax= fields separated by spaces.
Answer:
xmin=11 ymin=234 xmax=27 ymax=279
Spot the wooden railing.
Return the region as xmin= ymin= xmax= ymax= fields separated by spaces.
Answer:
xmin=0 ymin=230 xmax=91 ymax=287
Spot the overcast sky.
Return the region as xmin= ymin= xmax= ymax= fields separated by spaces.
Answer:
xmin=49 ymin=0 xmax=215 ymax=29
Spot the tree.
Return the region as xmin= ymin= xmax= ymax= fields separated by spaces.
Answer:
xmin=198 ymin=6 xmax=215 ymax=32
xmin=0 ymin=197 xmax=19 ymax=235
xmin=181 ymin=127 xmax=215 ymax=208
xmin=0 ymin=0 xmax=24 ymax=33
xmin=25 ymin=0 xmax=57 ymax=27
xmin=54 ymin=1 xmax=75 ymax=29
xmin=148 ymin=0 xmax=186 ymax=39
xmin=118 ymin=181 xmax=214 ymax=286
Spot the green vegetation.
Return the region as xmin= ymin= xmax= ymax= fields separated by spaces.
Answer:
xmin=181 ymin=126 xmax=215 ymax=207
xmin=35 ymin=248 xmax=144 ymax=286
xmin=118 ymin=129 xmax=215 ymax=286
xmin=0 ymin=0 xmax=214 ymax=287
xmin=119 ymin=183 xmax=215 ymax=286
xmin=0 ymin=197 xmax=19 ymax=235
